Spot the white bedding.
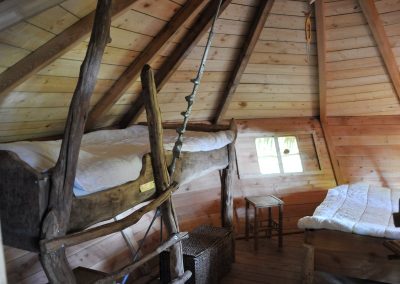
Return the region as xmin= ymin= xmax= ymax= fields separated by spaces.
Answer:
xmin=297 ymin=183 xmax=400 ymax=239
xmin=0 ymin=125 xmax=234 ymax=196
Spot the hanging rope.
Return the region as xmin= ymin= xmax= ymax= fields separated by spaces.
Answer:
xmin=168 ymin=0 xmax=223 ymax=176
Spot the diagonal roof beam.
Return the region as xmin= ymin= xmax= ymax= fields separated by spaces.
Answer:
xmin=85 ymin=0 xmax=207 ymax=130
xmin=359 ymin=0 xmax=400 ymax=100
xmin=213 ymin=0 xmax=275 ymax=124
xmin=118 ymin=0 xmax=233 ymax=128
xmin=0 ymin=0 xmax=139 ymax=98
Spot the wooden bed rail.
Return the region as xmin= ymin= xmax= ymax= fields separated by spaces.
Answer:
xmin=41 ymin=182 xmax=179 ymax=254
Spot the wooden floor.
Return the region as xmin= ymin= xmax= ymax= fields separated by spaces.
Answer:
xmin=221 ymin=233 xmax=305 ymax=284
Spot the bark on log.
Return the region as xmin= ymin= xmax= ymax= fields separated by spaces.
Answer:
xmin=41 ymin=183 xmax=178 ymax=253
xmin=141 ymin=65 xmax=185 ymax=279
xmin=39 ymin=1 xmax=112 ymax=283
xmin=221 ymin=119 xmax=237 ymax=229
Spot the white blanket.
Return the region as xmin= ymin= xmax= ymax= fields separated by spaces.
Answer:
xmin=297 ymin=183 xmax=400 ymax=239
xmin=0 ymin=125 xmax=234 ymax=196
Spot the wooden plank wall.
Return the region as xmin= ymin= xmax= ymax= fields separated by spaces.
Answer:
xmin=134 ymin=0 xmax=260 ymax=123
xmin=226 ymin=0 xmax=319 ymax=119
xmin=326 ymin=116 xmax=400 ymax=189
xmin=4 ymin=118 xmax=335 ymax=282
xmin=324 ymin=0 xmax=400 ymax=116
xmin=0 ymin=0 xmax=322 ymax=142
xmin=233 ymin=117 xmax=336 ymax=233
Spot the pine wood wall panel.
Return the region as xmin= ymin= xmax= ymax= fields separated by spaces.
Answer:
xmin=223 ymin=0 xmax=319 ymax=121
xmin=5 ymin=118 xmax=335 ymax=282
xmin=128 ymin=1 xmax=256 ymax=124
xmin=326 ymin=116 xmax=400 ymax=189
xmin=325 ymin=0 xmax=400 ymax=117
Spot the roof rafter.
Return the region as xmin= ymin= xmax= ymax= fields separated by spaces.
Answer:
xmin=0 ymin=0 xmax=139 ymax=98
xmin=212 ymin=0 xmax=275 ymax=124
xmin=315 ymin=0 xmax=327 ymax=124
xmin=118 ymin=0 xmax=233 ymax=128
xmin=359 ymin=0 xmax=400 ymax=100
xmin=85 ymin=0 xmax=207 ymax=130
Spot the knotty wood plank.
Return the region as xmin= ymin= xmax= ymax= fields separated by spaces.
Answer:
xmin=359 ymin=0 xmax=400 ymax=100
xmin=118 ymin=0 xmax=233 ymax=128
xmin=0 ymin=0 xmax=139 ymax=98
xmin=213 ymin=0 xmax=275 ymax=124
xmin=85 ymin=0 xmax=206 ymax=130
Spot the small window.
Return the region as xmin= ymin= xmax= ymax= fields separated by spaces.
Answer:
xmin=255 ymin=136 xmax=303 ymax=175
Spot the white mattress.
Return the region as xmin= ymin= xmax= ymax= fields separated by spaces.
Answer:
xmin=298 ymin=183 xmax=400 ymax=239
xmin=0 ymin=125 xmax=234 ymax=196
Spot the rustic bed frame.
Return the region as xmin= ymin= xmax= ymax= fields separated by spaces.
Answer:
xmin=0 ymin=146 xmax=231 ymax=252
xmin=302 ymin=229 xmax=400 ymax=283
xmin=0 ymin=1 xmax=237 ymax=282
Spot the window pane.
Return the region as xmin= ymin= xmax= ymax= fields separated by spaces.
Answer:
xmin=278 ymin=136 xmax=303 ymax=173
xmin=255 ymin=137 xmax=280 ymax=174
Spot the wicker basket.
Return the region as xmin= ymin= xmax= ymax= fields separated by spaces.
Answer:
xmin=160 ymin=225 xmax=233 ymax=284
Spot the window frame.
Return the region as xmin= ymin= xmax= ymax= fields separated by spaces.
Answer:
xmin=247 ymin=130 xmax=324 ymax=178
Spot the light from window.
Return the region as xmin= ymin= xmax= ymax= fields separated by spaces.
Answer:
xmin=255 ymin=136 xmax=303 ymax=174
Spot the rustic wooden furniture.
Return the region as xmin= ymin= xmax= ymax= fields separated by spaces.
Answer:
xmin=245 ymin=195 xmax=284 ymax=250
xmin=302 ymin=229 xmax=400 ymax=284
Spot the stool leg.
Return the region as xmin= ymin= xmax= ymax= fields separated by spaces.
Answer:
xmin=254 ymin=206 xmax=258 ymax=251
xmin=267 ymin=207 xmax=272 ymax=238
xmin=278 ymin=204 xmax=283 ymax=249
xmin=245 ymin=200 xmax=249 ymax=241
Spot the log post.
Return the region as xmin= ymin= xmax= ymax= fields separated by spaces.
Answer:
xmin=302 ymin=244 xmax=315 ymax=284
xmin=141 ymin=65 xmax=185 ymax=279
xmin=221 ymin=119 xmax=237 ymax=229
xmin=39 ymin=0 xmax=112 ymax=283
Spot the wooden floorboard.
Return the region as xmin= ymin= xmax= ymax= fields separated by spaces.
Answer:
xmin=222 ymin=234 xmax=304 ymax=284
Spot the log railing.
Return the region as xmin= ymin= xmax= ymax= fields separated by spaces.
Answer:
xmin=39 ymin=0 xmax=112 ymax=283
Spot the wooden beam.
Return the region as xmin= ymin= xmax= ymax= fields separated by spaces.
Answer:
xmin=142 ymin=64 xmax=184 ymax=278
xmin=41 ymin=184 xmax=178 ymax=254
xmin=39 ymin=0 xmax=112 ymax=282
xmin=315 ymin=1 xmax=341 ymax=184
xmin=118 ymin=0 xmax=233 ymax=128
xmin=213 ymin=0 xmax=275 ymax=124
xmin=315 ymin=0 xmax=327 ymax=124
xmin=221 ymin=119 xmax=237 ymax=228
xmin=359 ymin=0 xmax=400 ymax=100
xmin=0 ymin=0 xmax=139 ymax=99
xmin=85 ymin=0 xmax=206 ymax=130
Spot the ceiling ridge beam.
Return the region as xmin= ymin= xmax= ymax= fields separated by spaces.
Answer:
xmin=0 ymin=0 xmax=140 ymax=99
xmin=85 ymin=0 xmax=207 ymax=130
xmin=212 ymin=0 xmax=275 ymax=124
xmin=359 ymin=0 xmax=400 ymax=100
xmin=118 ymin=0 xmax=233 ymax=129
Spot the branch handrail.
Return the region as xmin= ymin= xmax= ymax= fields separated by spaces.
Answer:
xmin=41 ymin=182 xmax=179 ymax=254
xmin=94 ymin=232 xmax=190 ymax=284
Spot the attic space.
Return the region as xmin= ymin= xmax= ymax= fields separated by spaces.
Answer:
xmin=1 ymin=0 xmax=400 ymax=283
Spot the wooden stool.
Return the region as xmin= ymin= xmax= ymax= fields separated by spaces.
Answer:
xmin=245 ymin=195 xmax=284 ymax=251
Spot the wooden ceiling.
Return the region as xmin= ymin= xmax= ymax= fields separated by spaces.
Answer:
xmin=0 ymin=0 xmax=399 ymax=142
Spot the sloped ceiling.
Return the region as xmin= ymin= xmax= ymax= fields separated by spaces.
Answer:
xmin=0 ymin=0 xmax=399 ymax=142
